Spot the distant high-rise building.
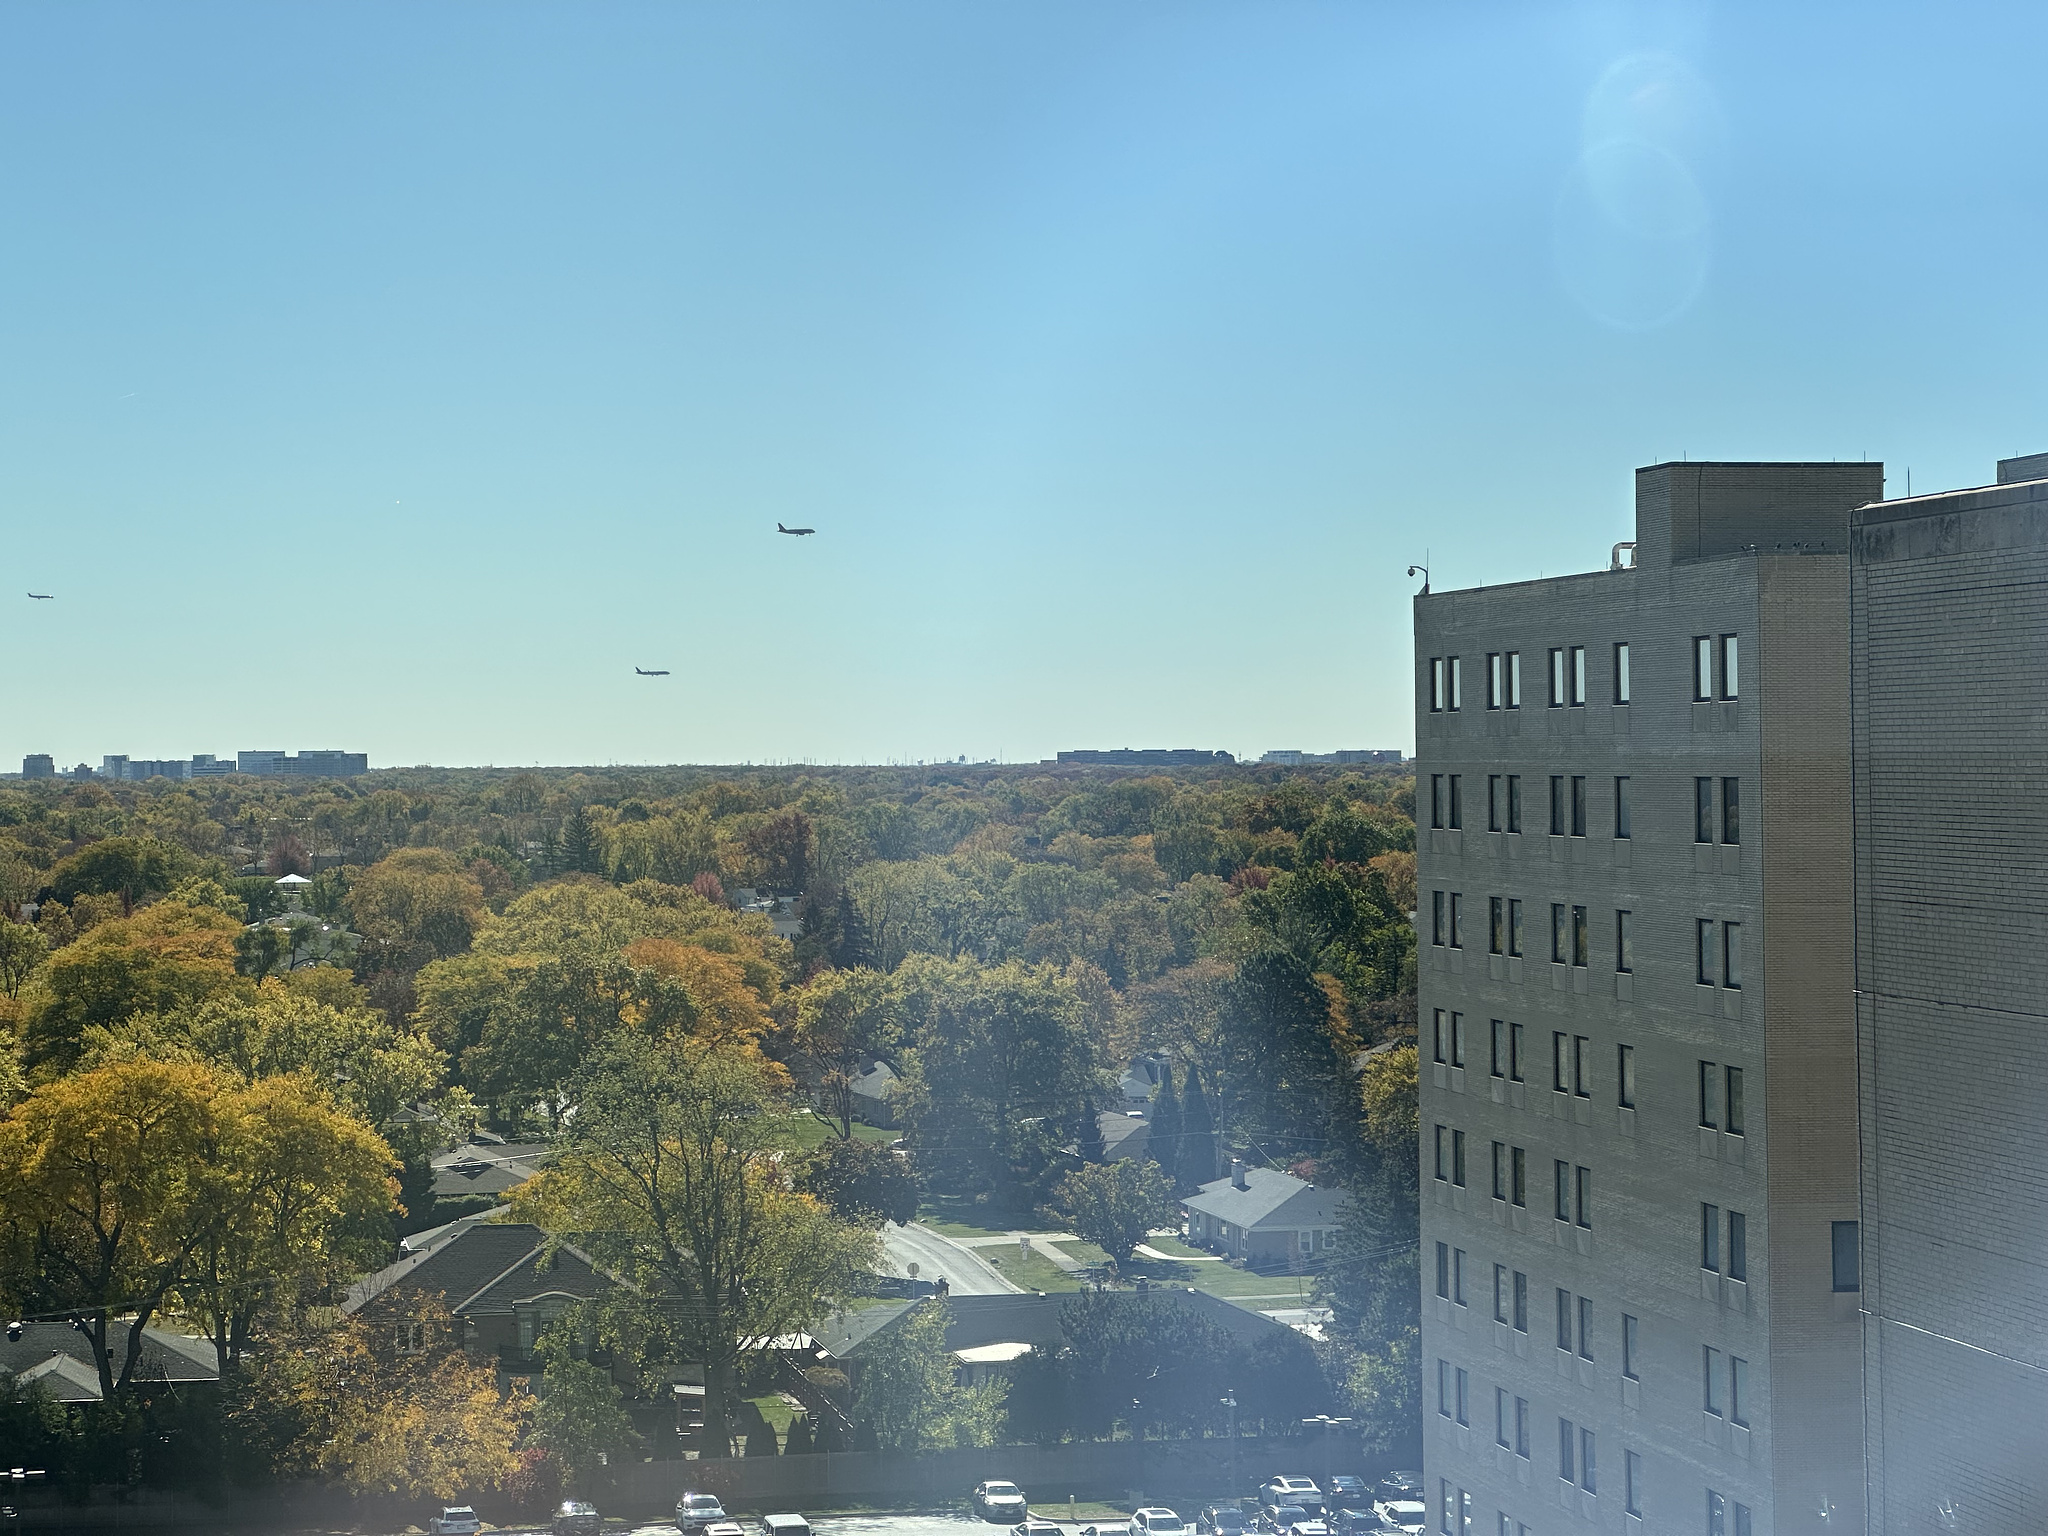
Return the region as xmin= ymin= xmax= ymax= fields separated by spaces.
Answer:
xmin=1259 ymin=748 xmax=1404 ymax=765
xmin=100 ymin=755 xmax=129 ymax=780
xmin=189 ymin=754 xmax=234 ymax=778
xmin=1052 ymin=748 xmax=1235 ymax=766
xmin=21 ymin=754 xmax=53 ymax=779
xmin=236 ymin=749 xmax=367 ymax=777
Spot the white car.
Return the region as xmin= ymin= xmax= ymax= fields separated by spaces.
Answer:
xmin=429 ymin=1511 xmax=481 ymax=1536
xmin=677 ymin=1493 xmax=728 ymax=1533
xmin=1261 ymin=1480 xmax=1324 ymax=1515
xmin=975 ymin=1482 xmax=1029 ymax=1523
xmin=1135 ymin=1509 xmax=1187 ymax=1536
xmin=1372 ymin=1500 xmax=1426 ymax=1536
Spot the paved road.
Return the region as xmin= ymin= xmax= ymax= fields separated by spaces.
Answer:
xmin=878 ymin=1222 xmax=1023 ymax=1295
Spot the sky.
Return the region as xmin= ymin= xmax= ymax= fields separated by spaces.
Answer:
xmin=4 ymin=1 xmax=2046 ymax=770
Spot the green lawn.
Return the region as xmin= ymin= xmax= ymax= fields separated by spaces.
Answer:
xmin=747 ymin=1393 xmax=796 ymax=1435
xmin=978 ymin=1244 xmax=1081 ymax=1293
xmin=1048 ymin=1241 xmax=1319 ymax=1302
xmin=919 ymin=1194 xmax=1046 ymax=1238
xmin=1139 ymin=1232 xmax=1210 ymax=1258
xmin=782 ymin=1111 xmax=897 ymax=1151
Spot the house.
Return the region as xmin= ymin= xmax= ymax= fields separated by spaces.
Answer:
xmin=1098 ymin=1108 xmax=1150 ymax=1162
xmin=1118 ymin=1051 xmax=1172 ymax=1113
xmin=0 ymin=1321 xmax=218 ymax=1404
xmin=847 ymin=1060 xmax=901 ymax=1130
xmin=342 ymin=1217 xmax=617 ymax=1378
xmin=1180 ymin=1160 xmax=1348 ymax=1272
xmin=430 ymin=1140 xmax=554 ymax=1201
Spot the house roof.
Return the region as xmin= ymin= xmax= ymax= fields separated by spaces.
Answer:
xmin=1099 ymin=1111 xmax=1150 ymax=1160
xmin=849 ymin=1062 xmax=898 ymax=1101
xmin=0 ymin=1322 xmax=218 ymax=1403
xmin=814 ymin=1288 xmax=1293 ymax=1364
xmin=342 ymin=1221 xmax=615 ymax=1317
xmin=1179 ymin=1167 xmax=1348 ymax=1232
xmin=430 ymin=1140 xmax=554 ymax=1197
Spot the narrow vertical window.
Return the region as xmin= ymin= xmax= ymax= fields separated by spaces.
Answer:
xmin=1451 ymin=1012 xmax=1466 ymax=1067
xmin=1449 ymin=655 xmax=1464 ymax=710
xmin=1707 ymin=1492 xmax=1727 ymax=1536
xmin=1490 ymin=1017 xmax=1507 ymax=1076
xmin=1721 ymin=777 xmax=1740 ymax=844
xmin=1489 ymin=898 xmax=1504 ymax=954
xmin=1551 ymin=1031 xmax=1568 ymax=1091
xmin=1432 ymin=1009 xmax=1447 ymax=1064
xmin=1449 ymin=774 xmax=1463 ymax=829
xmin=1725 ymin=1066 xmax=1744 ymax=1135
xmin=1550 ymin=648 xmax=1566 ymax=707
xmin=1613 ymin=775 xmax=1630 ymax=838
xmin=1509 ymin=1020 xmax=1524 ymax=1080
xmin=1437 ymin=1363 xmax=1451 ymax=1418
xmin=1452 ymin=1131 xmax=1466 ymax=1187
xmin=1435 ymin=1241 xmax=1449 ymax=1296
xmin=1579 ymin=1428 xmax=1596 ymax=1493
xmin=1696 ymin=919 xmax=1715 ymax=985
xmin=1622 ymin=1313 xmax=1639 ymax=1379
xmin=1453 ymin=1245 xmax=1466 ymax=1300
xmin=1492 ymin=1143 xmax=1506 ymax=1199
xmin=1617 ymin=1042 xmax=1636 ymax=1107
xmin=1616 ymin=910 xmax=1633 ymax=974
xmin=1450 ymin=894 xmax=1465 ymax=949
xmin=1731 ymin=1355 xmax=1748 ymax=1425
xmin=1555 ymin=1288 xmax=1572 ymax=1351
xmin=1495 ymin=1385 xmax=1509 ymax=1444
xmin=1493 ymin=1263 xmax=1507 ymax=1322
xmin=1506 ymin=775 xmax=1522 ymax=832
xmin=1488 ymin=774 xmax=1502 ymax=831
xmin=1577 ymin=1295 xmax=1593 ymax=1359
xmin=1699 ymin=1061 xmax=1720 ymax=1127
xmin=1558 ymin=1417 xmax=1575 ymax=1482
xmin=1455 ymin=1366 xmax=1469 ymax=1424
xmin=1624 ymin=1450 xmax=1642 ymax=1518
xmin=1702 ymin=1203 xmax=1722 ymax=1271
xmin=1513 ymin=1271 xmax=1528 ymax=1331
xmin=1488 ymin=653 xmax=1503 ymax=709
xmin=1570 ymin=645 xmax=1587 ymax=705
xmin=1433 ymin=1126 xmax=1447 ymax=1180
xmin=1552 ymin=904 xmax=1569 ymax=964
xmin=1728 ymin=1210 xmax=1747 ymax=1281
xmin=1734 ymin=1502 xmax=1752 ymax=1536
xmin=1507 ymin=650 xmax=1522 ymax=707
xmin=1723 ymin=922 xmax=1742 ymax=988
xmin=1508 ymin=899 xmax=1524 ymax=957
xmin=1695 ymin=777 xmax=1714 ymax=843
xmin=1432 ymin=891 xmax=1446 ymax=946
xmin=1703 ymin=1346 xmax=1721 ymax=1414
xmin=1572 ymin=905 xmax=1589 ymax=967
xmin=1721 ymin=634 xmax=1738 ymax=699
xmin=1511 ymin=1146 xmax=1526 ymax=1205
xmin=1575 ymin=1165 xmax=1591 ymax=1228
xmin=1572 ymin=1035 xmax=1590 ymax=1097
xmin=1832 ymin=1222 xmax=1861 ymax=1291
xmin=1550 ymin=775 xmax=1566 ymax=835
xmin=1614 ymin=641 xmax=1631 ymax=704
xmin=1430 ymin=774 xmax=1444 ymax=829
xmin=1554 ymin=1160 xmax=1571 ymax=1222
xmin=1514 ymin=1395 xmax=1530 ymax=1456
xmin=1694 ymin=636 xmax=1712 ymax=701
xmin=1570 ymin=775 xmax=1587 ymax=836
xmin=1431 ymin=657 xmax=1446 ymax=711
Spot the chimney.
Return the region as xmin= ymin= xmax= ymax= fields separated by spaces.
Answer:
xmin=1231 ymin=1158 xmax=1248 ymax=1190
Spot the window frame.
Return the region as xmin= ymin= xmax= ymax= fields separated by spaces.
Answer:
xmin=1725 ymin=1065 xmax=1745 ymax=1135
xmin=1702 ymin=1202 xmax=1722 ymax=1271
xmin=1489 ymin=897 xmax=1504 ymax=955
xmin=1572 ymin=904 xmax=1589 ymax=967
xmin=1570 ymin=774 xmax=1587 ymax=837
xmin=1449 ymin=773 xmax=1463 ymax=829
xmin=1569 ymin=644 xmax=1587 ymax=706
xmin=1613 ymin=775 xmax=1630 ymax=838
xmin=1487 ymin=652 xmax=1503 ymax=710
xmin=1506 ymin=774 xmax=1521 ymax=833
xmin=1720 ymin=633 xmax=1738 ymax=699
xmin=1621 ymin=1312 xmax=1639 ymax=1380
xmin=1549 ymin=647 xmax=1566 ymax=707
xmin=1722 ymin=921 xmax=1742 ymax=989
xmin=1552 ymin=903 xmax=1569 ymax=964
xmin=1549 ymin=774 xmax=1566 ymax=835
xmin=1695 ymin=776 xmax=1714 ymax=843
xmin=1721 ymin=776 xmax=1741 ymax=844
xmin=1507 ymin=650 xmax=1522 ymax=708
xmin=1617 ymin=1042 xmax=1635 ymax=1108
xmin=1508 ymin=898 xmax=1523 ymax=957
xmin=1449 ymin=655 xmax=1463 ymax=710
xmin=1729 ymin=1209 xmax=1747 ymax=1282
xmin=1450 ymin=893 xmax=1464 ymax=949
xmin=1614 ymin=640 xmax=1630 ymax=704
xmin=1616 ymin=909 xmax=1633 ymax=974
xmin=1693 ymin=636 xmax=1712 ymax=701
xmin=1696 ymin=919 xmax=1715 ymax=985
xmin=1575 ymin=1164 xmax=1591 ymax=1229
xmin=1832 ymin=1220 xmax=1861 ymax=1292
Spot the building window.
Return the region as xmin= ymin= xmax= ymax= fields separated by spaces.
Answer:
xmin=1702 ymin=1203 xmax=1721 ymax=1271
xmin=1730 ymin=1355 xmax=1749 ymax=1427
xmin=1575 ymin=1165 xmax=1592 ymax=1228
xmin=1614 ymin=641 xmax=1630 ymax=704
xmin=1623 ymin=1449 xmax=1641 ymax=1517
xmin=1508 ymin=898 xmax=1524 ymax=957
xmin=1513 ymin=1272 xmax=1529 ymax=1333
xmin=1451 ymin=894 xmax=1466 ymax=949
xmin=1578 ymin=1295 xmax=1594 ymax=1360
xmin=1439 ymin=1479 xmax=1452 ymax=1534
xmin=1707 ymin=1492 xmax=1727 ymax=1536
xmin=1725 ymin=1066 xmax=1744 ymax=1135
xmin=1452 ymin=1131 xmax=1467 ymax=1188
xmin=1434 ymin=1126 xmax=1447 ymax=1181
xmin=1549 ymin=775 xmax=1566 ymax=835
xmin=1432 ymin=892 xmax=1446 ymax=947
xmin=1495 ymin=1386 xmax=1510 ymax=1445
xmin=1506 ymin=774 xmax=1522 ymax=832
xmin=1728 ymin=1210 xmax=1747 ymax=1282
xmin=1696 ymin=919 xmax=1714 ymax=985
xmin=1455 ymin=1366 xmax=1470 ymax=1424
xmin=1491 ymin=1018 xmax=1507 ymax=1077
xmin=1437 ymin=1362 xmax=1451 ymax=1418
xmin=1616 ymin=910 xmax=1633 ymax=973
xmin=1488 ymin=897 xmax=1505 ymax=955
xmin=1487 ymin=653 xmax=1504 ymax=709
xmin=1514 ymin=1395 xmax=1530 ymax=1456
xmin=1449 ymin=656 xmax=1463 ymax=710
xmin=1703 ymin=1346 xmax=1721 ymax=1415
xmin=1699 ymin=1060 xmax=1720 ymax=1127
xmin=1721 ymin=777 xmax=1740 ymax=843
xmin=1510 ymin=1019 xmax=1525 ymax=1080
xmin=1552 ymin=904 xmax=1569 ymax=964
xmin=1552 ymin=1031 xmax=1568 ymax=1092
xmin=1579 ymin=1428 xmax=1596 ymax=1494
xmin=1435 ymin=1242 xmax=1450 ymax=1297
xmin=1720 ymin=634 xmax=1738 ymax=699
xmin=1431 ymin=774 xmax=1445 ymax=829
xmin=1429 ymin=658 xmax=1444 ymax=711
xmin=1511 ymin=1146 xmax=1526 ymax=1206
xmin=1622 ymin=1313 xmax=1639 ymax=1380
xmin=1695 ymin=777 xmax=1714 ymax=843
xmin=1557 ymin=1417 xmax=1575 ymax=1482
xmin=1722 ymin=922 xmax=1741 ymax=988
xmin=1617 ymin=1043 xmax=1635 ymax=1107
xmin=1433 ymin=1010 xmax=1447 ymax=1064
xmin=1507 ymin=650 xmax=1522 ymax=707
xmin=1549 ymin=648 xmax=1567 ymax=707
xmin=1832 ymin=1220 xmax=1861 ymax=1292
xmin=1449 ymin=774 xmax=1464 ymax=829
xmin=1735 ymin=1502 xmax=1752 ymax=1536
xmin=1573 ymin=1034 xmax=1591 ymax=1097
xmin=1572 ymin=905 xmax=1589 ymax=967
xmin=1493 ymin=1263 xmax=1508 ymax=1321
xmin=1452 ymin=1248 xmax=1467 ymax=1303
xmin=1614 ymin=775 xmax=1631 ymax=838
xmin=1488 ymin=775 xmax=1503 ymax=831
xmin=1570 ymin=775 xmax=1587 ymax=836
xmin=1693 ymin=636 xmax=1712 ymax=701
xmin=1555 ymin=1289 xmax=1572 ymax=1351
xmin=1570 ymin=645 xmax=1587 ymax=706
xmin=1554 ymin=1160 xmax=1571 ymax=1222
xmin=1492 ymin=1142 xmax=1507 ymax=1201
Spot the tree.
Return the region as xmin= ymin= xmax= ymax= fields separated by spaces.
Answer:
xmin=1179 ymin=1067 xmax=1219 ymax=1189
xmin=1052 ymin=1157 xmax=1177 ymax=1263
xmin=793 ymin=966 xmax=899 ymax=1138
xmin=1076 ymin=1091 xmax=1107 ymax=1163
xmin=348 ymin=849 xmax=485 ymax=972
xmin=853 ymin=1299 xmax=1005 ymax=1451
xmin=1148 ymin=1063 xmax=1182 ymax=1190
xmin=510 ymin=1033 xmax=876 ymax=1456
xmin=743 ymin=809 xmax=813 ymax=894
xmin=235 ymin=924 xmax=288 ymax=980
xmin=1219 ymin=949 xmax=1365 ymax=1174
xmin=0 ymin=920 xmax=49 ymax=998
xmin=529 ymin=1332 xmax=640 ymax=1488
xmin=796 ymin=1136 xmax=919 ymax=1226
xmin=560 ymin=808 xmax=603 ymax=876
xmin=46 ymin=837 xmax=196 ymax=910
xmin=1344 ymin=1325 xmax=1419 ymax=1453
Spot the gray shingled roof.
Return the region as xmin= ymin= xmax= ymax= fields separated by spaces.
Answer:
xmin=814 ymin=1288 xmax=1293 ymax=1363
xmin=0 ymin=1322 xmax=218 ymax=1402
xmin=343 ymin=1221 xmax=616 ymax=1316
xmin=1179 ymin=1167 xmax=1347 ymax=1231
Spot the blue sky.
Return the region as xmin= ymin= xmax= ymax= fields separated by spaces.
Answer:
xmin=3 ymin=1 xmax=2043 ymax=769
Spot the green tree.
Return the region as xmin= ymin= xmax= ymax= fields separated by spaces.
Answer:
xmin=1052 ymin=1156 xmax=1177 ymax=1262
xmin=0 ymin=920 xmax=49 ymax=998
xmin=560 ymin=809 xmax=602 ymax=875
xmin=1180 ymin=1067 xmax=1219 ymax=1188
xmin=349 ymin=848 xmax=485 ymax=971
xmin=796 ymin=1136 xmax=919 ymax=1226
xmin=1147 ymin=1064 xmax=1182 ymax=1189
xmin=529 ymin=1332 xmax=641 ymax=1488
xmin=47 ymin=836 xmax=196 ymax=910
xmin=853 ymin=1299 xmax=1005 ymax=1451
xmin=793 ymin=966 xmax=899 ymax=1138
xmin=510 ymin=1033 xmax=876 ymax=1456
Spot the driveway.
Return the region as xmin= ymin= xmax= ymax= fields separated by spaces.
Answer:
xmin=878 ymin=1222 xmax=1023 ymax=1295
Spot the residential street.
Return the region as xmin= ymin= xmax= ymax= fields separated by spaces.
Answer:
xmin=878 ymin=1222 xmax=1023 ymax=1295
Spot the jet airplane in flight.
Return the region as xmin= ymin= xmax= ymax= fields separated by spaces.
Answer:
xmin=776 ymin=522 xmax=815 ymax=536
xmin=26 ymin=592 xmax=53 ymax=600
xmin=635 ymin=667 xmax=670 ymax=676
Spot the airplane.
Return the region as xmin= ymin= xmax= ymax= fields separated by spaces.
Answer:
xmin=26 ymin=592 xmax=53 ymax=600
xmin=635 ymin=667 xmax=670 ymax=676
xmin=776 ymin=522 xmax=815 ymax=536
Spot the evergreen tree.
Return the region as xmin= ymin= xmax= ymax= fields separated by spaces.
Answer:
xmin=1148 ymin=1063 xmax=1182 ymax=1190
xmin=835 ymin=886 xmax=873 ymax=969
xmin=1179 ymin=1067 xmax=1218 ymax=1190
xmin=783 ymin=1414 xmax=815 ymax=1456
xmin=1077 ymin=1091 xmax=1107 ymax=1163
xmin=560 ymin=808 xmax=603 ymax=876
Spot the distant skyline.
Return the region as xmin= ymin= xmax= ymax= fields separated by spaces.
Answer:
xmin=5 ymin=1 xmax=2045 ymax=769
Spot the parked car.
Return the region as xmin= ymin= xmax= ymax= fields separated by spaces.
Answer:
xmin=1199 ymin=1506 xmax=1250 ymax=1536
xmin=1083 ymin=1524 xmax=1133 ymax=1536
xmin=429 ymin=1511 xmax=481 ymax=1536
xmin=1014 ymin=1522 xmax=1065 ymax=1536
xmin=1376 ymin=1473 xmax=1422 ymax=1504
xmin=1134 ymin=1509 xmax=1187 ymax=1536
xmin=1260 ymin=1479 xmax=1324 ymax=1515
xmin=764 ymin=1516 xmax=813 ymax=1536
xmin=1262 ymin=1506 xmax=1315 ymax=1535
xmin=1330 ymin=1505 xmax=1385 ymax=1536
xmin=1371 ymin=1498 xmax=1426 ymax=1536
xmin=1325 ymin=1478 xmax=1370 ymax=1505
xmin=706 ymin=1523 xmax=747 ymax=1536
xmin=974 ymin=1482 xmax=1029 ymax=1523
xmin=678 ymin=1493 xmax=729 ymax=1533
xmin=553 ymin=1501 xmax=602 ymax=1536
